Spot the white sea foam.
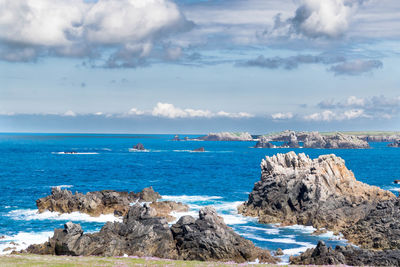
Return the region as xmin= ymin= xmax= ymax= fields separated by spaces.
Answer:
xmin=52 ymin=152 xmax=99 ymax=155
xmin=7 ymin=209 xmax=121 ymax=223
xmin=220 ymin=214 xmax=251 ymax=225
xmin=213 ymin=201 xmax=242 ymax=211
xmin=50 ymin=185 xmax=73 ymax=189
xmin=238 ymin=225 xmax=280 ymax=235
xmin=0 ymin=231 xmax=53 ymax=255
xmin=282 ymin=243 xmax=316 ymax=256
xmin=279 ymin=224 xmax=316 ymax=234
xmin=161 ymin=195 xmax=223 ymax=202
xmin=128 ymin=149 xmax=150 ymax=152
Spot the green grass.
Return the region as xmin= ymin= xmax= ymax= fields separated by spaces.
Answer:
xmin=0 ymin=254 xmax=287 ymax=267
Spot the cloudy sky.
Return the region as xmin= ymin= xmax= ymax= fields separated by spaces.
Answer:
xmin=1 ymin=0 xmax=399 ymax=133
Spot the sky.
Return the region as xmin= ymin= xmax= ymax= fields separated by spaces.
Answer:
xmin=0 ymin=0 xmax=399 ymax=133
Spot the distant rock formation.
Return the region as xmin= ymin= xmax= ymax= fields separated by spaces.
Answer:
xmin=254 ymin=136 xmax=276 ymax=148
xmin=238 ymin=152 xmax=394 ymax=233
xmin=36 ymin=187 xmax=188 ymax=222
xmin=198 ymin=132 xmax=253 ymax=141
xmin=172 ymin=135 xmax=180 ymax=141
xmin=388 ymin=140 xmax=400 ymax=147
xmin=290 ymin=241 xmax=400 ymax=266
xmin=26 ymin=205 xmax=278 ymax=264
xmin=360 ymin=134 xmax=400 ymax=142
xmin=192 ymin=147 xmax=205 ymax=152
xmin=132 ymin=143 xmax=146 ymax=150
xmin=304 ymin=132 xmax=369 ymax=149
xmin=281 ymin=132 xmax=300 ymax=148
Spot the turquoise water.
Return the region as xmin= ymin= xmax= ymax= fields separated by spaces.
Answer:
xmin=0 ymin=133 xmax=399 ymax=261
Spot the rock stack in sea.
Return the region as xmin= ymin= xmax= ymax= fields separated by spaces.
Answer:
xmin=303 ymin=132 xmax=370 ymax=149
xmin=132 ymin=143 xmax=146 ymax=150
xmin=26 ymin=205 xmax=278 ymax=264
xmin=281 ymin=132 xmax=300 ymax=148
xmin=388 ymin=140 xmax=400 ymax=147
xmin=238 ymin=152 xmax=394 ymax=232
xmin=198 ymin=132 xmax=253 ymax=141
xmin=36 ymin=187 xmax=188 ymax=222
xmin=254 ymin=136 xmax=276 ymax=148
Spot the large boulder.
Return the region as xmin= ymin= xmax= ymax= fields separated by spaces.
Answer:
xmin=198 ymin=132 xmax=253 ymax=141
xmin=26 ymin=205 xmax=278 ymax=264
xmin=290 ymin=241 xmax=400 ymax=266
xmin=238 ymin=152 xmax=394 ymax=233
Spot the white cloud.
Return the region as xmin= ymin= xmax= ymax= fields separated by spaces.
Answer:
xmin=304 ymin=108 xmax=369 ymax=121
xmin=304 ymin=110 xmax=336 ymax=121
xmin=128 ymin=108 xmax=145 ymax=116
xmin=63 ymin=110 xmax=76 ymax=117
xmin=271 ymin=112 xmax=294 ymax=120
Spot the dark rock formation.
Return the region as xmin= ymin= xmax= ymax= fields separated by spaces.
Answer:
xmin=192 ymin=147 xmax=205 ymax=152
xmin=304 ymin=132 xmax=369 ymax=149
xmin=388 ymin=140 xmax=400 ymax=147
xmin=238 ymin=152 xmax=394 ymax=233
xmin=281 ymin=132 xmax=300 ymax=148
xmin=132 ymin=143 xmax=145 ymax=150
xmin=254 ymin=136 xmax=276 ymax=148
xmin=342 ymin=197 xmax=400 ymax=250
xmin=172 ymin=135 xmax=180 ymax=141
xmin=36 ymin=187 xmax=161 ymax=217
xmin=198 ymin=132 xmax=253 ymax=141
xmin=394 ymin=180 xmax=400 ymax=184
xmin=290 ymin=241 xmax=400 ymax=266
xmin=26 ymin=205 xmax=278 ymax=264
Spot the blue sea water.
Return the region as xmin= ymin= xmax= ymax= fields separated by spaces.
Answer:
xmin=0 ymin=133 xmax=399 ymax=262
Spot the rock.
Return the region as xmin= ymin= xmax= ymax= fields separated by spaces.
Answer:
xmin=238 ymin=152 xmax=394 ymax=233
xmin=184 ymin=136 xmax=189 ymax=141
xmin=192 ymin=147 xmax=205 ymax=152
xmin=170 ymin=207 xmax=277 ymax=263
xmin=360 ymin=134 xmax=400 ymax=142
xmin=172 ymin=135 xmax=180 ymax=141
xmin=394 ymin=180 xmax=400 ymax=184
xmin=26 ymin=205 xmax=278 ymax=264
xmin=388 ymin=140 xmax=400 ymax=147
xmin=254 ymin=136 xmax=276 ymax=148
xmin=36 ymin=187 xmax=161 ymax=217
xmin=290 ymin=241 xmax=400 ymax=266
xmin=275 ymin=248 xmax=284 ymax=256
xmin=198 ymin=132 xmax=253 ymax=141
xmin=132 ymin=143 xmax=145 ymax=150
xmin=150 ymin=201 xmax=189 ymax=222
xmin=304 ymin=132 xmax=369 ymax=149
xmin=281 ymin=132 xmax=300 ymax=148
xmin=2 ymin=247 xmax=17 ymax=252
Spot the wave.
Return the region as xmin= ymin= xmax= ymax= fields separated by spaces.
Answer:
xmin=279 ymin=224 xmax=316 ymax=234
xmin=161 ymin=195 xmax=223 ymax=202
xmin=6 ymin=209 xmax=121 ymax=223
xmin=0 ymin=231 xmax=54 ymax=255
xmin=49 ymin=184 xmax=73 ymax=189
xmin=238 ymin=225 xmax=280 ymax=235
xmin=128 ymin=149 xmax=150 ymax=152
xmin=52 ymin=152 xmax=99 ymax=155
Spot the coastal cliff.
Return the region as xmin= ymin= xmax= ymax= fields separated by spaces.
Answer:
xmin=238 ymin=152 xmax=394 ymax=233
xmin=198 ymin=132 xmax=253 ymax=141
xmin=26 ymin=205 xmax=277 ymax=264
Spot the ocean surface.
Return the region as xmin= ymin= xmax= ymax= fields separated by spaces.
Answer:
xmin=0 ymin=133 xmax=399 ymax=262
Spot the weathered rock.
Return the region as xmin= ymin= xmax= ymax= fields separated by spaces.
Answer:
xmin=304 ymin=132 xmax=369 ymax=149
xmin=150 ymin=201 xmax=189 ymax=222
xmin=254 ymin=136 xmax=276 ymax=148
xmin=238 ymin=152 xmax=394 ymax=233
xmin=198 ymin=132 xmax=253 ymax=141
xmin=281 ymin=132 xmax=300 ymax=148
xmin=132 ymin=143 xmax=145 ymax=150
xmin=388 ymin=140 xmax=400 ymax=147
xmin=192 ymin=147 xmax=205 ymax=152
xmin=26 ymin=205 xmax=278 ymax=264
xmin=342 ymin=197 xmax=400 ymax=250
xmin=36 ymin=187 xmax=161 ymax=217
xmin=170 ymin=207 xmax=277 ymax=263
xmin=360 ymin=134 xmax=400 ymax=142
xmin=290 ymin=241 xmax=400 ymax=266
xmin=275 ymin=248 xmax=284 ymax=256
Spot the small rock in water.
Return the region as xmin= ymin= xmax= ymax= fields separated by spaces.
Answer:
xmin=394 ymin=180 xmax=400 ymax=184
xmin=192 ymin=147 xmax=205 ymax=152
xmin=133 ymin=143 xmax=145 ymax=150
xmin=172 ymin=135 xmax=180 ymax=141
xmin=275 ymin=248 xmax=284 ymax=256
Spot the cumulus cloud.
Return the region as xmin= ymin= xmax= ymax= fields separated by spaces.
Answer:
xmin=329 ymin=59 xmax=383 ymax=75
xmin=127 ymin=108 xmax=145 ymax=116
xmin=0 ymin=0 xmax=193 ymax=65
xmin=271 ymin=0 xmax=366 ymax=39
xmin=271 ymin=112 xmax=294 ymax=120
xmin=63 ymin=110 xmax=77 ymax=117
xmin=304 ymin=109 xmax=367 ymax=121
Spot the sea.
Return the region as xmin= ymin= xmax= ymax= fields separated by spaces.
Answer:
xmin=0 ymin=133 xmax=399 ymax=263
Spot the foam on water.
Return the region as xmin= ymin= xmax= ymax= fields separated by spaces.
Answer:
xmin=279 ymin=224 xmax=316 ymax=234
xmin=7 ymin=209 xmax=122 ymax=223
xmin=0 ymin=231 xmax=53 ymax=255
xmin=238 ymin=225 xmax=280 ymax=235
xmin=162 ymin=195 xmax=223 ymax=202
xmin=52 ymin=152 xmax=99 ymax=155
xmin=50 ymin=184 xmax=73 ymax=189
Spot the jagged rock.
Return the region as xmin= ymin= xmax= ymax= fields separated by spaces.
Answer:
xmin=304 ymin=132 xmax=369 ymax=149
xmin=198 ymin=132 xmax=253 ymax=141
xmin=150 ymin=201 xmax=189 ymax=222
xmin=281 ymin=132 xmax=300 ymax=148
xmin=275 ymin=248 xmax=284 ymax=256
xmin=388 ymin=140 xmax=400 ymax=147
xmin=36 ymin=187 xmax=161 ymax=217
xmin=170 ymin=207 xmax=277 ymax=263
xmin=254 ymin=136 xmax=276 ymax=148
xmin=238 ymin=152 xmax=394 ymax=233
xmin=342 ymin=197 xmax=400 ymax=250
xmin=26 ymin=205 xmax=278 ymax=264
xmin=192 ymin=147 xmax=205 ymax=152
xmin=172 ymin=135 xmax=180 ymax=141
xmin=290 ymin=241 xmax=400 ymax=266
xmin=132 ymin=143 xmax=145 ymax=150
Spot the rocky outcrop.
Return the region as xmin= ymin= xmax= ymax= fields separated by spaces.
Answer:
xmin=360 ymin=134 xmax=400 ymax=142
xmin=36 ymin=187 xmax=161 ymax=217
xmin=238 ymin=152 xmax=394 ymax=233
xmin=150 ymin=201 xmax=189 ymax=222
xmin=198 ymin=132 xmax=253 ymax=141
xmin=192 ymin=147 xmax=205 ymax=152
xmin=132 ymin=143 xmax=146 ymax=150
xmin=254 ymin=136 xmax=276 ymax=148
xmin=304 ymin=132 xmax=369 ymax=149
xmin=172 ymin=135 xmax=180 ymax=141
xmin=290 ymin=241 xmax=400 ymax=266
xmin=342 ymin=197 xmax=400 ymax=250
xmin=281 ymin=132 xmax=300 ymax=148
xmin=388 ymin=140 xmax=400 ymax=147
xmin=26 ymin=205 xmax=277 ymax=264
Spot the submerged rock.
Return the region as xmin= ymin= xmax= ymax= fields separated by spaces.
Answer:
xmin=388 ymin=140 xmax=400 ymax=147
xmin=304 ymin=132 xmax=369 ymax=149
xmin=192 ymin=147 xmax=205 ymax=152
xmin=26 ymin=205 xmax=278 ymax=264
xmin=36 ymin=187 xmax=161 ymax=217
xmin=290 ymin=241 xmax=400 ymax=266
xmin=238 ymin=152 xmax=394 ymax=233
xmin=254 ymin=136 xmax=276 ymax=148
xmin=198 ymin=132 xmax=253 ymax=141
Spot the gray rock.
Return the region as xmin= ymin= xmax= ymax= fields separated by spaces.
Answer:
xmin=192 ymin=147 xmax=205 ymax=152
xmin=172 ymin=135 xmax=180 ymax=141
xmin=198 ymin=132 xmax=253 ymax=141
xmin=281 ymin=132 xmax=300 ymax=148
xmin=304 ymin=132 xmax=369 ymax=149
xmin=132 ymin=143 xmax=145 ymax=150
xmin=388 ymin=140 xmax=400 ymax=147
xmin=254 ymin=136 xmax=276 ymax=148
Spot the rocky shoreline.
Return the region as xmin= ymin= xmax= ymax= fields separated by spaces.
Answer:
xmin=197 ymin=132 xmax=254 ymax=141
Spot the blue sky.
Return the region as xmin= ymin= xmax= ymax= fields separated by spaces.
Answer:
xmin=0 ymin=0 xmax=399 ymax=133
